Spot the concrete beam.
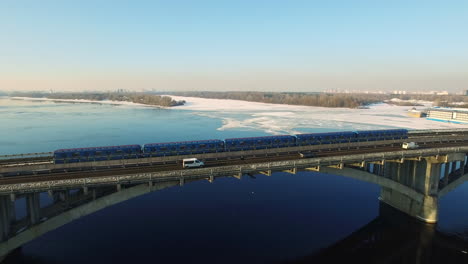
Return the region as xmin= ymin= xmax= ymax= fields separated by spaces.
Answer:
xmin=282 ymin=168 xmax=297 ymax=174
xmin=426 ymin=153 xmax=465 ymax=164
xmin=259 ymin=170 xmax=272 ymax=176
xmin=232 ymin=173 xmax=242 ymax=180
xmin=370 ymin=160 xmax=385 ymax=165
xmin=319 ymin=167 xmax=424 ymax=203
xmin=405 ymin=157 xmax=422 ymax=161
xmin=348 ymin=161 xmax=366 ymax=168
xmin=305 ymin=166 xmax=320 ymax=172
xmin=328 ymin=163 xmax=344 ymax=169
xmin=386 ymin=158 xmax=405 ymax=163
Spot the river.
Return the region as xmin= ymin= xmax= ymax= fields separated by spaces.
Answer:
xmin=1 ymin=96 xmax=467 ymax=263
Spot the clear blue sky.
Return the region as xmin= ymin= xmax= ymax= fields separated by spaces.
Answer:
xmin=1 ymin=0 xmax=467 ymax=92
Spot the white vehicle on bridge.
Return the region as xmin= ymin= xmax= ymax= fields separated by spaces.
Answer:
xmin=402 ymin=142 xmax=419 ymax=149
xmin=182 ymin=158 xmax=205 ymax=168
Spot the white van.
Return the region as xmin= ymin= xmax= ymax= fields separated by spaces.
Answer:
xmin=402 ymin=142 xmax=419 ymax=149
xmin=182 ymin=158 xmax=205 ymax=168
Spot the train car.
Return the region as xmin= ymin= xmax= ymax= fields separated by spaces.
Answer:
xmin=295 ymin=131 xmax=356 ymax=145
xmin=382 ymin=129 xmax=408 ymax=140
xmin=142 ymin=139 xmax=224 ymax=157
xmin=53 ymin=144 xmax=142 ymax=164
xmin=224 ymin=135 xmax=296 ymax=151
xmin=355 ymin=129 xmax=408 ymax=142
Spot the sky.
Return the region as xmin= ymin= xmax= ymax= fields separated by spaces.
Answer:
xmin=1 ymin=0 xmax=467 ymax=93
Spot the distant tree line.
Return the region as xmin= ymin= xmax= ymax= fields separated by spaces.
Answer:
xmin=169 ymin=91 xmax=468 ymax=108
xmin=169 ymin=91 xmax=386 ymax=108
xmin=9 ymin=92 xmax=185 ymax=107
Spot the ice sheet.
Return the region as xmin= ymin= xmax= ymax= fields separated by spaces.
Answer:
xmin=169 ymin=95 xmax=468 ymax=134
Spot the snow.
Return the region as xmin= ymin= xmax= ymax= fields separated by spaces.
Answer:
xmin=9 ymin=97 xmax=164 ymax=108
xmin=168 ymin=95 xmax=468 ymax=134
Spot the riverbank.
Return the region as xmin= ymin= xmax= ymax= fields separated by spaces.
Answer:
xmin=8 ymin=96 xmax=166 ymax=108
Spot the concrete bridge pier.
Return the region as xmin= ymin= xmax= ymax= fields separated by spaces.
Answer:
xmin=381 ymin=153 xmax=465 ymax=224
xmin=26 ymin=193 xmax=40 ymax=225
xmin=0 ymin=196 xmax=12 ymax=242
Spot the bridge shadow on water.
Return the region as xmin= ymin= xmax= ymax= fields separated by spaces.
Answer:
xmin=282 ymin=202 xmax=468 ymax=264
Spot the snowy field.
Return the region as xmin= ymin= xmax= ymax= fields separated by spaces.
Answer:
xmin=169 ymin=96 xmax=468 ymax=134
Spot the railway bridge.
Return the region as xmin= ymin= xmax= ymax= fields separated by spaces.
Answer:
xmin=0 ymin=129 xmax=468 ymax=261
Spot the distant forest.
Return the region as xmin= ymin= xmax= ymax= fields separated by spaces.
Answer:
xmin=7 ymin=91 xmax=468 ymax=109
xmin=9 ymin=92 xmax=185 ymax=107
xmin=168 ymin=91 xmax=384 ymax=108
xmin=168 ymin=91 xmax=468 ymax=108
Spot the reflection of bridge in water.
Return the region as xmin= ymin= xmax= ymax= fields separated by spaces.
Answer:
xmin=285 ymin=202 xmax=468 ymax=264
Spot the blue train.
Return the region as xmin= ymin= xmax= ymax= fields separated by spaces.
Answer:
xmin=53 ymin=129 xmax=408 ymax=164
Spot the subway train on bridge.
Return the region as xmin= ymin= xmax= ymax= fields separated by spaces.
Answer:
xmin=53 ymin=129 xmax=409 ymax=164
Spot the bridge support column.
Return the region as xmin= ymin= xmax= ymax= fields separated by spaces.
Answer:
xmin=26 ymin=193 xmax=41 ymax=225
xmin=460 ymin=161 xmax=465 ymax=176
xmin=208 ymin=175 xmax=214 ymax=183
xmin=380 ymin=156 xmax=444 ymax=224
xmin=381 ymin=153 xmax=466 ymax=223
xmin=0 ymin=196 xmax=12 ymax=242
xmin=443 ymin=163 xmax=450 ymax=186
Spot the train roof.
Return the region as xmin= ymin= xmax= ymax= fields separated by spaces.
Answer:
xmin=144 ymin=139 xmax=223 ymax=146
xmin=295 ymin=131 xmax=355 ymax=136
xmin=355 ymin=129 xmax=407 ymax=133
xmin=54 ymin=144 xmax=141 ymax=153
xmin=224 ymin=135 xmax=295 ymax=141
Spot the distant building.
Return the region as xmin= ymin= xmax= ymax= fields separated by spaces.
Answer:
xmin=407 ymin=108 xmax=426 ymax=118
xmin=427 ymin=107 xmax=468 ymax=124
xmin=465 ymin=90 xmax=468 ymax=96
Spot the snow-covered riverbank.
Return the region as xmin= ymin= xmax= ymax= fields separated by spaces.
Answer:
xmin=168 ymin=95 xmax=468 ymax=133
xmin=8 ymin=96 xmax=165 ymax=108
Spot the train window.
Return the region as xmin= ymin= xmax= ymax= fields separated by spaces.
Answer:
xmin=160 ymin=147 xmax=167 ymax=151
xmin=116 ymin=150 xmax=123 ymax=154
xmin=180 ymin=146 xmax=186 ymax=150
xmin=171 ymin=147 xmax=176 ymax=151
xmin=72 ymin=152 xmax=80 ymax=157
xmin=190 ymin=145 xmax=196 ymax=149
xmin=200 ymin=144 xmax=206 ymax=148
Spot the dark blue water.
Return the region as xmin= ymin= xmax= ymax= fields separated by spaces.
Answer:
xmin=2 ymin=98 xmax=468 ymax=263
